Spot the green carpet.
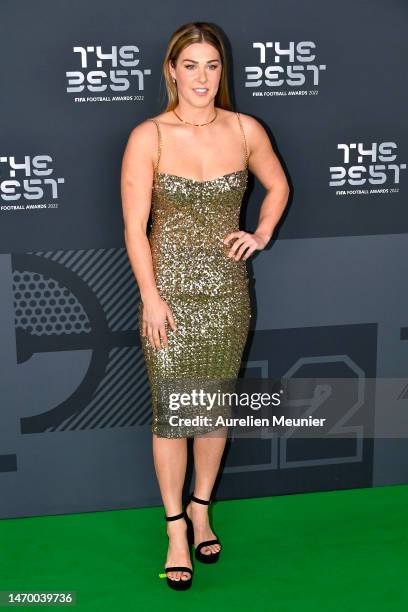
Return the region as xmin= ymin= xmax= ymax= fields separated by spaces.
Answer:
xmin=0 ymin=484 xmax=407 ymax=611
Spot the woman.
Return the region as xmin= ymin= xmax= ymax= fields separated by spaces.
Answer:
xmin=121 ymin=22 xmax=289 ymax=590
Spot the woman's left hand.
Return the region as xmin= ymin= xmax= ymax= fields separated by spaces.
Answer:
xmin=223 ymin=231 xmax=268 ymax=261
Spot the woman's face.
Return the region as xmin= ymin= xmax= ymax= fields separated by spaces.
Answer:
xmin=169 ymin=42 xmax=222 ymax=106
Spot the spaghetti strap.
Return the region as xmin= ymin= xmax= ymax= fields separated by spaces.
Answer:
xmin=149 ymin=118 xmax=162 ymax=174
xmin=236 ymin=112 xmax=249 ymax=169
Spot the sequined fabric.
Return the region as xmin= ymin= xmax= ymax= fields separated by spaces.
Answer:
xmin=138 ymin=113 xmax=252 ymax=438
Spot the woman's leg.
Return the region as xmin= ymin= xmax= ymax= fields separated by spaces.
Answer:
xmin=186 ymin=427 xmax=228 ymax=555
xmin=152 ymin=433 xmax=191 ymax=581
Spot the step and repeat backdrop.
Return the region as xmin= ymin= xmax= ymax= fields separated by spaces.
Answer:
xmin=1 ymin=0 xmax=407 ymax=518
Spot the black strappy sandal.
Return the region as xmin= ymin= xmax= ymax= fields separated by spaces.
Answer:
xmin=184 ymin=493 xmax=222 ymax=564
xmin=161 ymin=511 xmax=193 ymax=590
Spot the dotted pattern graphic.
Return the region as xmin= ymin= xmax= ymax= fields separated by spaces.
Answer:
xmin=13 ymin=271 xmax=90 ymax=336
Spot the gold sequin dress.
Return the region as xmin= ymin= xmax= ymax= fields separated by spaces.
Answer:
xmin=139 ymin=112 xmax=251 ymax=438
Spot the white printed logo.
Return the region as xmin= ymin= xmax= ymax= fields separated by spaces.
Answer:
xmin=330 ymin=142 xmax=406 ymax=195
xmin=0 ymin=155 xmax=65 ymax=213
xmin=245 ymin=41 xmax=326 ymax=96
xmin=66 ymin=45 xmax=152 ymax=102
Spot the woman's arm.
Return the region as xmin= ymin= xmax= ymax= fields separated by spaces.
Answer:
xmin=247 ymin=115 xmax=290 ymax=245
xmin=121 ymin=122 xmax=159 ymax=300
xmin=224 ymin=114 xmax=290 ymax=260
xmin=121 ymin=121 xmax=176 ymax=349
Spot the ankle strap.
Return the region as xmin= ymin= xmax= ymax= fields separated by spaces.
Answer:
xmin=189 ymin=493 xmax=211 ymax=505
xmin=165 ymin=511 xmax=186 ymax=521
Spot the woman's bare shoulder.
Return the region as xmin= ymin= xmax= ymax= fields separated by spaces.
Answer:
xmin=125 ymin=116 xmax=164 ymax=155
xmin=235 ymin=111 xmax=269 ymax=145
xmin=218 ymin=108 xmax=261 ymax=133
xmin=234 ymin=110 xmax=262 ymax=130
xmin=122 ymin=118 xmax=160 ymax=169
xmin=128 ymin=116 xmax=159 ymax=136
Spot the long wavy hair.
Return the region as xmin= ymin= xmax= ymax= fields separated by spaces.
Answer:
xmin=160 ymin=22 xmax=233 ymax=112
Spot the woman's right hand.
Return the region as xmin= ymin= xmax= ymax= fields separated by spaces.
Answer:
xmin=141 ymin=294 xmax=177 ymax=350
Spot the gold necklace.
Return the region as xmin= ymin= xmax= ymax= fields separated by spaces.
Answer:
xmin=173 ymin=108 xmax=217 ymax=126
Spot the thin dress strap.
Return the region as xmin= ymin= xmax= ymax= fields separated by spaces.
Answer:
xmin=149 ymin=118 xmax=162 ymax=176
xmin=236 ymin=112 xmax=249 ymax=169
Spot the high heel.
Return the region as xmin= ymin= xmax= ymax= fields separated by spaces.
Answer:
xmin=184 ymin=493 xmax=222 ymax=564
xmin=161 ymin=511 xmax=193 ymax=590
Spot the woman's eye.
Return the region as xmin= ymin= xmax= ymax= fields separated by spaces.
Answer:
xmin=184 ymin=64 xmax=218 ymax=70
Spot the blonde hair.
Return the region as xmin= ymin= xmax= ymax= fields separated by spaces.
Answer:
xmin=159 ymin=22 xmax=233 ymax=112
